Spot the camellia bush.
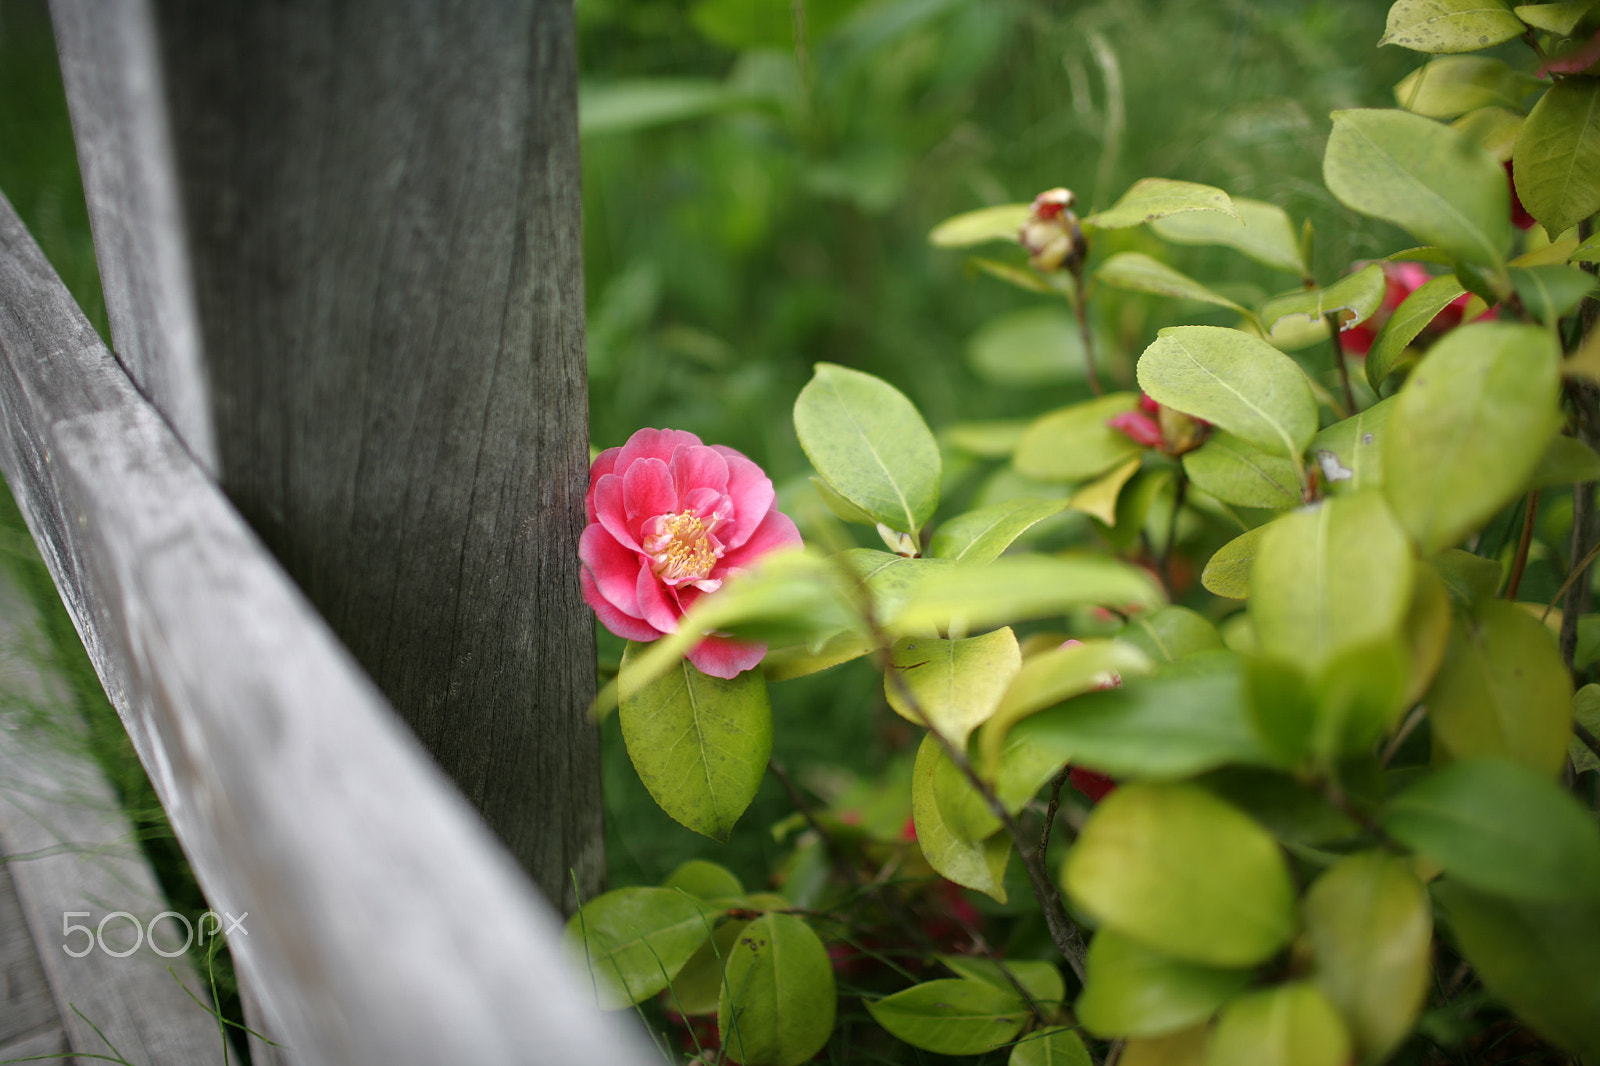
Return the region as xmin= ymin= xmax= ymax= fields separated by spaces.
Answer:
xmin=568 ymin=4 xmax=1600 ymax=1064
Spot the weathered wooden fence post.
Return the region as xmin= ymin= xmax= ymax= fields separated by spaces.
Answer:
xmin=49 ymin=0 xmax=602 ymax=912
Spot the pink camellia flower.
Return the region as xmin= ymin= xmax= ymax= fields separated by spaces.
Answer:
xmin=580 ymin=428 xmax=802 ymax=678
xmin=1339 ymin=261 xmax=1494 ymax=356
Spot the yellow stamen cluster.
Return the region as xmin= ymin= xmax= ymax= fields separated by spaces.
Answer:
xmin=645 ymin=511 xmax=719 ymax=585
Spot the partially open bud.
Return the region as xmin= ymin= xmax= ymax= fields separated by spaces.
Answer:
xmin=1019 ymin=187 xmax=1087 ymax=273
xmin=1156 ymin=405 xmax=1208 ymax=457
xmin=1108 ymin=393 xmax=1210 ymax=456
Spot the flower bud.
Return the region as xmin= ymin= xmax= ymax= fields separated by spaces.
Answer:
xmin=1019 ymin=187 xmax=1087 ymax=273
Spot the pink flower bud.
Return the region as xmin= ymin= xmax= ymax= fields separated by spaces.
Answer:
xmin=1019 ymin=187 xmax=1087 ymax=273
xmin=1107 ymin=410 xmax=1164 ymax=449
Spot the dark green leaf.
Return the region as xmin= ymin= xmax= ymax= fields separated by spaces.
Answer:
xmin=1531 ymin=433 xmax=1600 ymax=488
xmin=566 ymin=887 xmax=721 ymax=1009
xmin=1510 ymin=263 xmax=1599 ymax=323
xmin=719 ymin=914 xmax=837 ymax=1066
xmin=1009 ymin=1027 xmax=1094 ymax=1066
xmin=1513 ymin=75 xmax=1600 ymax=238
xmin=867 ymin=979 xmax=1029 ymax=1056
xmin=1430 ymin=548 xmax=1504 ymax=608
xmin=1364 ymin=276 xmax=1469 ymax=391
xmin=939 ymin=956 xmax=1065 ymax=1005
xmin=1183 ymin=432 xmax=1302 ymax=510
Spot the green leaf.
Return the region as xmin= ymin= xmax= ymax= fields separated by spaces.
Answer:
xmin=1513 ymin=75 xmax=1600 ymax=238
xmin=1120 ymin=1026 xmax=1210 ymax=1066
xmin=1531 ymin=433 xmax=1600 ymax=488
xmin=1069 ymin=457 xmax=1144 ymax=526
xmin=1251 ymin=492 xmax=1416 ymax=675
xmin=939 ymin=956 xmax=1065 ymax=1006
xmin=811 ymin=475 xmax=878 ymax=526
xmin=1302 ymin=852 xmax=1433 ymax=1062
xmin=1382 ymin=322 xmax=1562 ymax=553
xmin=1515 ymin=0 xmax=1600 ymax=34
xmin=619 ymin=646 xmax=773 ymax=841
xmin=719 ymin=914 xmax=837 ymax=1066
xmin=795 ymin=363 xmax=941 ymax=535
xmin=837 ymin=548 xmax=954 ymax=628
xmin=1077 ymin=928 xmax=1253 ymax=1039
xmin=867 ymin=979 xmax=1029 ymax=1055
xmin=1364 ymin=275 xmax=1469 ymax=391
xmin=1205 ymin=983 xmax=1352 ymax=1066
xmin=667 ymin=918 xmax=749 ymax=1016
xmin=1199 ymin=767 xmax=1359 ymax=846
xmin=1379 ymin=0 xmax=1525 ymax=53
xmin=1010 ymin=1027 xmax=1094 ymax=1066
xmin=1095 ymin=252 xmax=1250 ymax=314
xmin=1150 ymin=197 xmax=1305 ymax=276
xmin=911 ymin=734 xmax=1011 ymax=900
xmin=1202 ymin=526 xmax=1269 ymax=599
xmin=1452 ymin=105 xmax=1524 ymax=161
xmin=1117 ymin=606 xmax=1225 ymax=665
xmin=1311 ymin=397 xmax=1396 ymax=494
xmin=968 ymin=306 xmax=1089 ymax=386
xmin=886 ymin=628 xmax=1022 ymax=745
xmin=578 ymin=79 xmax=737 ymax=137
xmin=762 ymin=631 xmax=874 ymax=682
xmin=1394 ymin=57 xmax=1536 ymax=119
xmin=1572 ymin=684 xmax=1600 ymax=772
xmin=1183 ymin=433 xmax=1302 ymax=510
xmin=1014 ymin=393 xmax=1147 ymax=482
xmin=566 ymin=887 xmax=721 ymax=1009
xmin=1385 ymin=757 xmax=1600 ymax=900
xmin=1083 ymin=178 xmax=1240 ymax=230
xmin=1510 ymin=263 xmax=1600 ymax=323
xmin=978 ymin=638 xmax=1154 ymax=774
xmin=968 ymin=256 xmax=1063 ymax=295
xmin=1260 ymin=264 xmax=1387 ymax=351
xmin=691 ymin=0 xmax=863 ymax=48
xmin=1425 ymin=598 xmax=1574 ymax=776
xmin=892 ymin=554 xmax=1166 ymax=636
xmin=1137 ymin=326 xmax=1318 ymax=461
xmin=1437 ymin=882 xmax=1600 ymax=1058
xmin=1324 ymin=109 xmax=1510 ymax=270
xmin=1572 ymin=231 xmax=1600 ymax=262
xmin=930 ymin=203 xmax=1032 ymax=248
xmin=662 ymin=860 xmax=744 ymax=902
xmin=1430 ymin=547 xmax=1503 ymax=608
xmin=1062 ymin=782 xmax=1297 ymax=967
xmin=931 ymin=498 xmax=1071 ymax=564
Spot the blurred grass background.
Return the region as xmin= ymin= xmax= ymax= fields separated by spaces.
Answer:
xmin=0 ymin=0 xmax=1414 ymax=930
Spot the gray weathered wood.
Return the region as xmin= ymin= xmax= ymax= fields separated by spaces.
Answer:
xmin=50 ymin=0 xmax=602 ymax=910
xmin=0 ymin=568 xmax=222 ymax=1065
xmin=0 ymin=863 xmax=62 ymax=1054
xmin=0 ymin=190 xmax=654 ymax=1065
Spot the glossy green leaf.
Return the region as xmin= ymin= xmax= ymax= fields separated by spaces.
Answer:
xmin=939 ymin=956 xmax=1065 ymax=1006
xmin=1011 ymin=658 xmax=1271 ymax=780
xmin=1150 ymin=196 xmax=1305 ymax=275
xmin=1572 ymin=230 xmax=1600 ymax=262
xmin=836 ymin=548 xmax=954 ymax=629
xmin=1251 ymin=492 xmax=1415 ymax=675
xmin=1260 ymin=264 xmax=1387 ymax=350
xmin=1204 ymin=983 xmax=1351 ymax=1066
xmin=692 ymin=0 xmax=863 ymax=48
xmin=912 ymin=734 xmax=1011 ymax=900
xmin=1382 ymin=322 xmax=1562 ymax=553
xmin=667 ymin=918 xmax=748 ymax=1015
xmin=1095 ymin=253 xmax=1249 ymax=314
xmin=1310 ymin=397 xmax=1396 ymax=494
xmin=1324 ymin=109 xmax=1510 ymax=269
xmin=1437 ymin=882 xmax=1600 ymax=1058
xmin=968 ymin=306 xmax=1089 ymax=386
xmin=1452 ymin=105 xmax=1524 ymax=160
xmin=1118 ymin=606 xmax=1225 ymax=665
xmin=1364 ymin=275 xmax=1468 ymax=391
xmin=1183 ymin=432 xmax=1302 ymax=509
xmin=886 ymin=628 xmax=1021 ymax=745
xmin=662 ymin=860 xmax=744 ymax=902
xmin=1531 ymin=433 xmax=1600 ymax=488
xmin=1380 ymin=0 xmax=1525 ymax=53
xmin=1510 ymin=263 xmax=1600 ymax=323
xmin=1515 ymin=0 xmax=1600 ymax=33
xmin=1425 ymin=598 xmax=1573 ymax=776
xmin=1077 ymin=928 xmax=1253 ymax=1039
xmin=1014 ymin=393 xmax=1147 ymax=482
xmin=1201 ymin=525 xmax=1269 ymax=599
xmin=1137 ymin=326 xmax=1318 ymax=460
xmin=1430 ymin=548 xmax=1502 ymax=608
xmin=1513 ymin=75 xmax=1600 ymax=238
xmin=1010 ymin=1027 xmax=1093 ymax=1066
xmin=1385 ymin=758 xmax=1600 ymax=900
xmin=931 ymin=497 xmax=1071 ymax=564
xmin=892 ymin=554 xmax=1165 ymax=635
xmin=719 ymin=914 xmax=836 ymax=1066
xmin=930 ymin=203 xmax=1032 ymax=247
xmin=1395 ymin=57 xmax=1535 ymax=118
xmin=866 ymin=978 xmax=1029 ymax=1055
xmin=1062 ymin=782 xmax=1297 ymax=967
xmin=811 ymin=475 xmax=878 ymax=526
xmin=1303 ymin=852 xmax=1433 ymax=1062
xmin=1083 ymin=178 xmax=1240 ymax=229
xmin=1571 ymin=684 xmax=1600 ymax=772
xmin=566 ymin=887 xmax=721 ymax=1009
xmin=762 ymin=631 xmax=874 ymax=682
xmin=978 ymin=638 xmax=1154 ymax=774
xmin=579 ymin=79 xmax=736 ymax=137
xmin=795 ymin=363 xmax=941 ymax=535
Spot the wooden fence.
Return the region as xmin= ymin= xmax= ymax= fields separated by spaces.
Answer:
xmin=0 ymin=2 xmax=653 ymax=1062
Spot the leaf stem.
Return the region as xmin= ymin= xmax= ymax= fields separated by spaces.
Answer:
xmin=1323 ymin=311 xmax=1357 ymax=416
xmin=1560 ymin=380 xmax=1600 ymax=669
xmin=1070 ymin=260 xmax=1103 ymax=397
xmin=1504 ymin=491 xmax=1540 ymax=601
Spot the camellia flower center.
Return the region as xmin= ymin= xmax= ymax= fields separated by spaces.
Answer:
xmin=642 ymin=510 xmax=726 ymax=589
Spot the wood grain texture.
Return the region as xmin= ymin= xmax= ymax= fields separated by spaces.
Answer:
xmin=49 ymin=0 xmax=603 ymax=910
xmin=0 ymin=190 xmax=654 ymax=1064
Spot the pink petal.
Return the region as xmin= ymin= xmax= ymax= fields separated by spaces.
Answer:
xmin=617 ymin=428 xmax=704 ymax=470
xmin=719 ymin=507 xmax=802 ymax=570
xmin=687 ymin=634 xmax=767 ymax=679
xmin=713 ymin=446 xmax=777 ymax=550
xmin=586 ymin=447 xmax=622 ymax=523
xmin=581 ymin=568 xmax=662 ymax=642
xmin=1539 ymin=28 xmax=1600 ymax=77
xmin=624 ymin=458 xmax=679 ymax=531
xmin=1138 ymin=393 xmax=1161 ymax=415
xmin=580 ymin=524 xmax=646 ymax=618
xmin=593 ymin=473 xmax=640 ymax=551
xmin=636 ymin=565 xmax=682 ymax=634
xmin=1107 ymin=411 xmax=1163 ymax=449
xmin=670 ymin=444 xmax=730 ymax=499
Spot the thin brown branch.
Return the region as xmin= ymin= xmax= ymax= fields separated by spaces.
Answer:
xmin=1069 ymin=260 xmax=1103 ymax=397
xmin=1324 ymin=312 xmax=1357 ymax=417
xmin=1504 ymin=491 xmax=1540 ymax=601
